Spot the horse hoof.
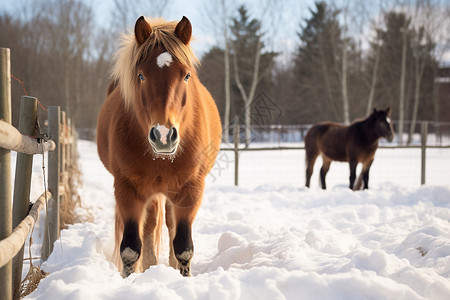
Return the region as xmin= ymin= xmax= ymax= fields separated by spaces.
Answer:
xmin=120 ymin=247 xmax=140 ymax=277
xmin=179 ymin=265 xmax=191 ymax=277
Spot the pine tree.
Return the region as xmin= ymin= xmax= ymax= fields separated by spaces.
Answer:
xmin=293 ymin=1 xmax=345 ymax=123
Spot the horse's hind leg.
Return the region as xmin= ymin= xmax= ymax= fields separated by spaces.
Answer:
xmin=114 ymin=178 xmax=146 ymax=277
xmin=349 ymin=159 xmax=358 ymax=190
xmin=305 ymin=149 xmax=319 ymax=188
xmin=320 ymin=156 xmax=331 ymax=189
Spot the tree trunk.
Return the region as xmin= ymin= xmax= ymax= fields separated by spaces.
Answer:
xmin=232 ymin=40 xmax=262 ymax=146
xmin=318 ymin=35 xmax=338 ymax=121
xmin=431 ymin=64 xmax=440 ymax=143
xmin=64 ymin=59 xmax=70 ymax=117
xmin=398 ymin=26 xmax=408 ymax=145
xmin=341 ymin=40 xmax=350 ymax=124
xmin=366 ymin=42 xmax=381 ymax=116
xmin=223 ymin=38 xmax=231 ymax=142
xmin=407 ymin=49 xmax=425 ymax=145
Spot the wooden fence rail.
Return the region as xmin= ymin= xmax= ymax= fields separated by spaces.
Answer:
xmin=0 ymin=47 xmax=76 ymax=300
xmin=0 ymin=191 xmax=52 ymax=268
xmin=0 ymin=120 xmax=55 ymax=154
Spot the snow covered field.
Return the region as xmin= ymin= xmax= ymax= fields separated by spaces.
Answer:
xmin=17 ymin=140 xmax=450 ymax=299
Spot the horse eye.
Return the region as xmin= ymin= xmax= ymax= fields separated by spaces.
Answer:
xmin=184 ymin=73 xmax=191 ymax=82
xmin=138 ymin=74 xmax=145 ymax=81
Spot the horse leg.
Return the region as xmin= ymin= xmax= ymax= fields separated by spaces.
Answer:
xmin=114 ymin=178 xmax=146 ymax=277
xmin=305 ymin=150 xmax=319 ymax=188
xmin=319 ymin=157 xmax=331 ymax=189
xmin=361 ymin=159 xmax=374 ymax=189
xmin=354 ymin=172 xmax=364 ymax=190
xmin=171 ymin=182 xmax=204 ymax=277
xmin=165 ymin=201 xmax=178 ymax=269
xmin=349 ymin=159 xmax=358 ymax=190
xmin=141 ymin=198 xmax=162 ymax=271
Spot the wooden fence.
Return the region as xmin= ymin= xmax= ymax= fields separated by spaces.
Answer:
xmin=0 ymin=47 xmax=77 ymax=300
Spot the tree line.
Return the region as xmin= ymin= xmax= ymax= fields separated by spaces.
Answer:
xmin=1 ymin=0 xmax=449 ymax=144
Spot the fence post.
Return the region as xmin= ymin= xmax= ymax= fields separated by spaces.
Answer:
xmin=421 ymin=121 xmax=428 ymax=185
xmin=0 ymin=47 xmax=12 ymax=300
xmin=234 ymin=123 xmax=239 ymax=186
xmin=42 ymin=106 xmax=60 ymax=260
xmin=11 ymin=96 xmax=37 ymax=300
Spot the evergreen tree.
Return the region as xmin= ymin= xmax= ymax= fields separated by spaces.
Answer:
xmin=292 ymin=1 xmax=345 ymax=123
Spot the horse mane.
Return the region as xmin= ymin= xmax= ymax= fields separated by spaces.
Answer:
xmin=111 ymin=17 xmax=200 ymax=109
xmin=351 ymin=110 xmax=376 ymax=126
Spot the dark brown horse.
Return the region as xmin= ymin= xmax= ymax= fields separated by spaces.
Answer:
xmin=97 ymin=16 xmax=222 ymax=277
xmin=305 ymin=108 xmax=394 ymax=190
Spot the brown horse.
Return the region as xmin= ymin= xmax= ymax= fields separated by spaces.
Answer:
xmin=97 ymin=16 xmax=222 ymax=277
xmin=305 ymin=108 xmax=394 ymax=190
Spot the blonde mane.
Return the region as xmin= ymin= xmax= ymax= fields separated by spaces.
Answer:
xmin=111 ymin=17 xmax=200 ymax=109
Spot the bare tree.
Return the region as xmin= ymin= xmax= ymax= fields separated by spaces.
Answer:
xmin=341 ymin=3 xmax=350 ymax=124
xmin=41 ymin=0 xmax=94 ymax=118
xmin=407 ymin=0 xmax=450 ymax=144
xmin=202 ymin=0 xmax=237 ymax=141
xmin=111 ymin=0 xmax=172 ymax=33
xmin=232 ymin=1 xmax=282 ymax=145
xmin=398 ymin=12 xmax=410 ymax=144
xmin=365 ymin=1 xmax=388 ymax=116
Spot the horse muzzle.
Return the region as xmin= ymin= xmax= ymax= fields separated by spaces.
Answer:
xmin=149 ymin=124 xmax=179 ymax=155
xmin=386 ymin=132 xmax=394 ymax=143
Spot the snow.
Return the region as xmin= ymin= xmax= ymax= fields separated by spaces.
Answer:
xmin=15 ymin=140 xmax=450 ymax=299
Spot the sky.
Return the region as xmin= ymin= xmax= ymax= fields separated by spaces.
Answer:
xmin=1 ymin=0 xmax=449 ymax=64
xmin=1 ymin=0 xmax=316 ymax=62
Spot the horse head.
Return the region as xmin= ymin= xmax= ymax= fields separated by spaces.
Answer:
xmin=115 ymin=16 xmax=199 ymax=157
xmin=371 ymin=107 xmax=394 ymax=142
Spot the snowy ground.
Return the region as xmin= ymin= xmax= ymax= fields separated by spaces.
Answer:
xmin=15 ymin=140 xmax=450 ymax=299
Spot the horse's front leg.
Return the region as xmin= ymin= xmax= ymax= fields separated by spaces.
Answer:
xmin=170 ymin=181 xmax=204 ymax=277
xmin=349 ymin=159 xmax=358 ymax=190
xmin=361 ymin=159 xmax=374 ymax=189
xmin=115 ymin=178 xmax=146 ymax=277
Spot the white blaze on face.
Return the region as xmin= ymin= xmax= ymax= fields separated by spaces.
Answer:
xmin=156 ymin=52 xmax=173 ymax=68
xmin=156 ymin=123 xmax=170 ymax=145
xmin=386 ymin=117 xmax=391 ymax=124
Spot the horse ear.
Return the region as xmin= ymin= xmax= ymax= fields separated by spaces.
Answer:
xmin=386 ymin=107 xmax=391 ymax=116
xmin=175 ymin=16 xmax=192 ymax=45
xmin=373 ymin=108 xmax=378 ymax=114
xmin=135 ymin=16 xmax=152 ymax=46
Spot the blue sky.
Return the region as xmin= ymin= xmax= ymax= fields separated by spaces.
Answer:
xmin=1 ymin=0 xmax=316 ymax=61
xmin=2 ymin=0 xmax=448 ymax=64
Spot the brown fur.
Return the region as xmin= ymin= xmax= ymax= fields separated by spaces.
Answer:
xmin=305 ymin=108 xmax=394 ymax=190
xmin=97 ymin=16 xmax=222 ymax=275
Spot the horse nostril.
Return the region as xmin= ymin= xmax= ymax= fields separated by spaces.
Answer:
xmin=149 ymin=127 xmax=157 ymax=143
xmin=169 ymin=127 xmax=178 ymax=142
